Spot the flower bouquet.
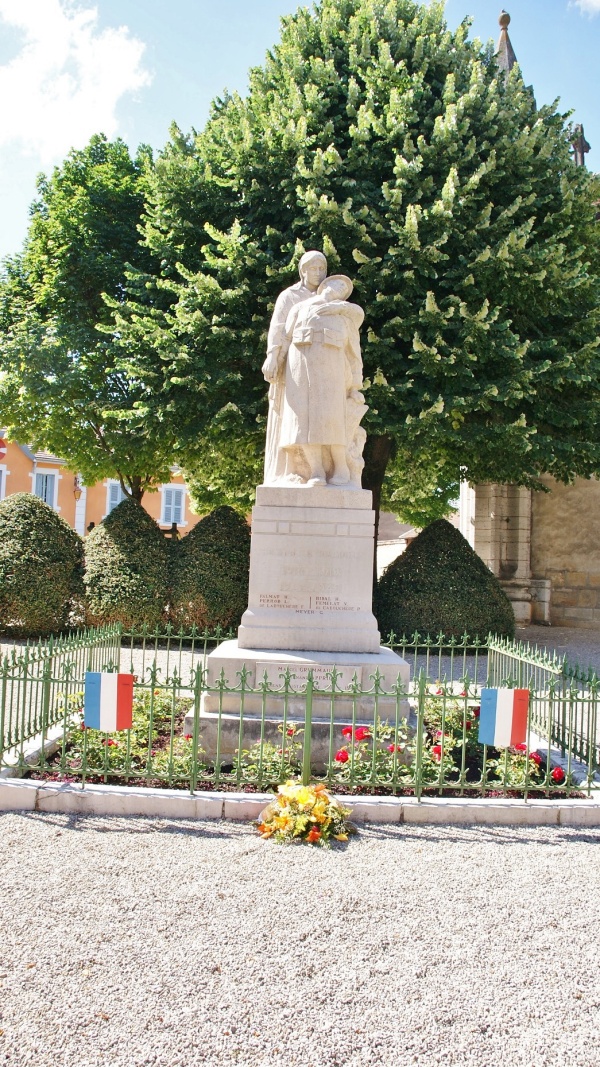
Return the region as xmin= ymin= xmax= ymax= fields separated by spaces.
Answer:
xmin=257 ymin=781 xmax=356 ymax=846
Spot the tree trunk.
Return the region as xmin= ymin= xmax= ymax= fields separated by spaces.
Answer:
xmin=120 ymin=475 xmax=145 ymax=503
xmin=361 ymin=433 xmax=393 ymax=589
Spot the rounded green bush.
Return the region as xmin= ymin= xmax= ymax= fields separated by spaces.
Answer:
xmin=0 ymin=492 xmax=84 ymax=637
xmin=84 ymin=498 xmax=169 ymax=628
xmin=375 ymin=518 xmax=515 ymax=641
xmin=169 ymin=506 xmax=250 ymax=630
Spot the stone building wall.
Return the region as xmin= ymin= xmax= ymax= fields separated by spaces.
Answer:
xmin=531 ymin=476 xmax=600 ymax=629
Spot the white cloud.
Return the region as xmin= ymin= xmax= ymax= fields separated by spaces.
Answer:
xmin=0 ymin=0 xmax=151 ymax=163
xmin=572 ymin=0 xmax=600 ymax=14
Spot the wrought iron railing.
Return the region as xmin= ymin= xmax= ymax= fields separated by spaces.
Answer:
xmin=1 ymin=626 xmax=598 ymax=796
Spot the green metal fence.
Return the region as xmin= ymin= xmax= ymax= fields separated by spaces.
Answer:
xmin=1 ymin=625 xmax=598 ymax=797
xmin=0 ymin=625 xmax=121 ymax=759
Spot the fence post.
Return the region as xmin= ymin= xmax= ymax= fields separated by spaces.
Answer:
xmin=302 ymin=673 xmax=313 ymax=786
xmin=414 ymin=670 xmax=427 ymax=802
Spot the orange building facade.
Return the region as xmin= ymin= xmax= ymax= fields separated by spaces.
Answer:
xmin=0 ymin=434 xmax=202 ymax=536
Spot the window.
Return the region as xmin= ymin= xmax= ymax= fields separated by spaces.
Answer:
xmin=161 ymin=486 xmax=185 ymax=526
xmin=34 ymin=472 xmax=56 ymax=506
xmin=106 ymin=480 xmax=127 ymax=515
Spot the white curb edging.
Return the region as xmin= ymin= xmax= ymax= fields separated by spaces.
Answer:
xmin=1 ymin=778 xmax=600 ymax=826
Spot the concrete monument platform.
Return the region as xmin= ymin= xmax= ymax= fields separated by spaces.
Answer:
xmin=186 ymin=641 xmax=411 ymax=769
xmin=238 ymin=484 xmax=381 ymax=654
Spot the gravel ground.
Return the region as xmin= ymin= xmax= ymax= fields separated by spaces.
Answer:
xmin=1 ymin=813 xmax=600 ymax=1067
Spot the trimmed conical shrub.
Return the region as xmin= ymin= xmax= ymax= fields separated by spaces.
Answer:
xmin=84 ymin=498 xmax=169 ymax=628
xmin=169 ymin=506 xmax=250 ymax=630
xmin=0 ymin=492 xmax=84 ymax=636
xmin=375 ymin=519 xmax=515 ymax=641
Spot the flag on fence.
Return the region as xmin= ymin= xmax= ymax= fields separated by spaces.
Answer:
xmin=84 ymin=672 xmax=134 ymax=731
xmin=478 ymin=688 xmax=529 ymax=748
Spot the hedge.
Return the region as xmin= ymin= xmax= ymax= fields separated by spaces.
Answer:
xmin=84 ymin=498 xmax=169 ymax=628
xmin=0 ymin=493 xmax=84 ymax=636
xmin=375 ymin=518 xmax=515 ymax=641
xmin=169 ymin=506 xmax=250 ymax=630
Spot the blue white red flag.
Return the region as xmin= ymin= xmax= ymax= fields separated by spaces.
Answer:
xmin=84 ymin=672 xmax=134 ymax=731
xmin=478 ymin=688 xmax=529 ymax=748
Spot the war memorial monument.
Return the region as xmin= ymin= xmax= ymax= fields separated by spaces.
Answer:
xmin=196 ymin=253 xmax=409 ymax=750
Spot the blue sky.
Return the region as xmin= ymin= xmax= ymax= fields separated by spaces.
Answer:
xmin=0 ymin=0 xmax=598 ymax=262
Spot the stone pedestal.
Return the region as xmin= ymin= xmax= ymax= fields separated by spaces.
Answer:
xmin=186 ymin=641 xmax=411 ymax=769
xmin=238 ymin=484 xmax=381 ymax=653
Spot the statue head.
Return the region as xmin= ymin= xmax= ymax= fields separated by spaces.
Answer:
xmin=317 ymin=274 xmax=353 ymax=301
xmin=298 ymin=250 xmax=327 ymax=290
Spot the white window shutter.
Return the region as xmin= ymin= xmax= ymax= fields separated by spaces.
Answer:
xmin=163 ymin=488 xmax=174 ymax=524
xmin=172 ymin=489 xmax=183 ymax=525
xmin=108 ymin=482 xmax=124 ymax=512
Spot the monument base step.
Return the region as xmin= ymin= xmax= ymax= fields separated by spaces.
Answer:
xmin=187 ymin=640 xmax=411 ymax=769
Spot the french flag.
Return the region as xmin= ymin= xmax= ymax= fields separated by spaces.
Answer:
xmin=478 ymin=688 xmax=529 ymax=748
xmin=84 ymin=672 xmax=134 ymax=731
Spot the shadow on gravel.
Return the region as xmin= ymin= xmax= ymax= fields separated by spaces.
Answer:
xmin=4 ymin=811 xmax=600 ymax=848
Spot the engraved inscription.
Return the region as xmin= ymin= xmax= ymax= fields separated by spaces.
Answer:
xmin=262 ymin=662 xmax=362 ymax=691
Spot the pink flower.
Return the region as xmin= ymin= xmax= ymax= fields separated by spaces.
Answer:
xmin=435 ymin=730 xmax=443 ymax=739
xmin=529 ymin=752 xmax=542 ymax=766
xmin=341 ymin=725 xmax=353 ymax=738
xmin=432 ymin=744 xmax=442 ymax=762
xmin=551 ymin=766 xmax=566 ymax=784
xmin=335 ymin=749 xmax=349 ymax=763
xmin=354 ymin=726 xmax=371 ymax=742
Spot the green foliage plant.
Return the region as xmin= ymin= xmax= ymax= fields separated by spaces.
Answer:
xmin=0 ymin=135 xmax=174 ymax=501
xmin=376 ymin=518 xmax=515 ymax=640
xmin=169 ymin=506 xmax=250 ymax=630
xmin=112 ymin=0 xmax=600 ymax=519
xmin=238 ymin=723 xmax=304 ymax=788
xmin=0 ymin=492 xmax=84 ymax=636
xmin=84 ymin=498 xmax=169 ymax=628
xmin=54 ymin=688 xmax=200 ymax=785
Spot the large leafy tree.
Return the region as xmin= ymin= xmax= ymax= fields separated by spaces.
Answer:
xmin=0 ymin=135 xmax=175 ymax=501
xmin=115 ymin=0 xmax=599 ymax=525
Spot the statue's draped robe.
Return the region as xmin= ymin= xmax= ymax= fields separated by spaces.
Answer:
xmin=279 ymin=297 xmax=364 ymax=451
xmin=263 ymin=280 xmax=313 ymax=484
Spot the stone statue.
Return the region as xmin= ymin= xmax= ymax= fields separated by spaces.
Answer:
xmin=262 ymin=251 xmax=328 ymax=484
xmin=262 ymin=267 xmax=367 ymax=488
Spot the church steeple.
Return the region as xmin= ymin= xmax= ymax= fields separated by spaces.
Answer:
xmin=496 ymin=10 xmax=517 ymax=75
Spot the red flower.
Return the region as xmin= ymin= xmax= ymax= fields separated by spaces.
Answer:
xmin=460 ymin=690 xmax=467 ymax=698
xmin=354 ymin=726 xmax=371 ymax=742
xmin=551 ymin=766 xmax=566 ymax=784
xmin=335 ymin=749 xmax=349 ymax=763
xmin=104 ymin=739 xmax=118 ymax=747
xmin=435 ymin=688 xmax=443 ymax=696
xmin=341 ymin=725 xmax=353 ymax=738
xmin=515 ymin=743 xmax=528 ymax=753
xmin=184 ymin=734 xmax=193 ymax=741
xmin=432 ymin=744 xmax=442 ymax=762
xmin=529 ymin=752 xmax=542 ymax=766
xmin=473 ymin=706 xmax=481 ymax=718
xmin=286 ymin=727 xmax=296 ymax=736
xmin=387 ymin=744 xmax=398 ymax=753
xmin=306 ymin=827 xmax=321 ymax=843
xmin=466 ymin=721 xmax=473 ymax=730
xmin=434 ymin=730 xmax=443 ymax=739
